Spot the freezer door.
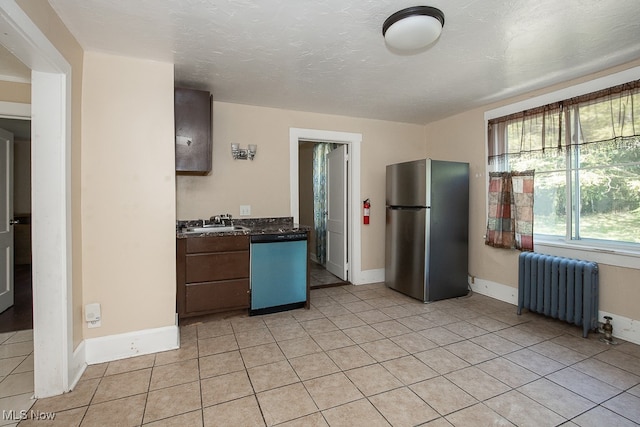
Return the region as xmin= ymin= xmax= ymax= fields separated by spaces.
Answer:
xmin=384 ymin=207 xmax=427 ymax=301
xmin=426 ymin=160 xmax=470 ymax=301
xmin=386 ymin=159 xmax=427 ymax=207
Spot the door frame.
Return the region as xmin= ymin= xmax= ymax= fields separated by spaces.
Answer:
xmin=289 ymin=128 xmax=362 ymax=284
xmin=0 ymin=2 xmax=76 ymax=397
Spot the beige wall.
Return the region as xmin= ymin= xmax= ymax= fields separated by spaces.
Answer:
xmin=176 ymin=101 xmax=425 ymax=272
xmin=81 ymin=52 xmax=176 ymax=337
xmin=17 ymin=0 xmax=86 ymax=348
xmin=17 ymin=2 xmax=177 ymax=344
xmin=424 ymin=59 xmax=640 ymax=324
xmin=0 ymin=81 xmax=30 ymax=103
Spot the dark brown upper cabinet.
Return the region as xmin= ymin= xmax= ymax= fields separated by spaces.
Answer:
xmin=175 ymin=87 xmax=212 ymax=175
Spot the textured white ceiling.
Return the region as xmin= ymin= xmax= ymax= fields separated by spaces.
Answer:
xmin=25 ymin=1 xmax=640 ymax=123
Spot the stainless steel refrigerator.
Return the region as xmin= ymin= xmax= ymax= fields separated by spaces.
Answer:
xmin=385 ymin=159 xmax=469 ymax=302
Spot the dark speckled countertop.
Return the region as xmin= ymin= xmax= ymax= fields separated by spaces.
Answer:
xmin=176 ymin=216 xmax=311 ymax=239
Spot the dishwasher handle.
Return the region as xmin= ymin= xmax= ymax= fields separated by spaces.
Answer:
xmin=251 ymin=233 xmax=308 ymax=243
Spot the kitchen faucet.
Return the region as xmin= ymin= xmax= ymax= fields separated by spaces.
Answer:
xmin=221 ymin=214 xmax=233 ymax=226
xmin=211 ymin=214 xmax=233 ymax=227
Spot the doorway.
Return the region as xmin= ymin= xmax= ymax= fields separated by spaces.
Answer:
xmin=0 ymin=118 xmax=32 ymax=333
xmin=289 ymin=127 xmax=363 ymax=286
xmin=298 ymin=141 xmax=347 ymax=288
xmin=1 ymin=1 xmax=77 ymax=398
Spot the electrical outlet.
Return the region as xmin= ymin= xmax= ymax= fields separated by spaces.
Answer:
xmin=240 ymin=205 xmax=251 ymax=216
xmin=85 ymin=303 xmax=101 ymax=328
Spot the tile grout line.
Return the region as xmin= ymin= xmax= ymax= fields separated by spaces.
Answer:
xmin=12 ymin=287 xmax=640 ymax=426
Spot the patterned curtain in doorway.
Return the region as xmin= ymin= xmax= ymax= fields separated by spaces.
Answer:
xmin=312 ymin=143 xmax=337 ymax=265
xmin=485 ymin=170 xmax=535 ymax=251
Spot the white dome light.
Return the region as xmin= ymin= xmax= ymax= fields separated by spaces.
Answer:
xmin=383 ymin=6 xmax=445 ymax=51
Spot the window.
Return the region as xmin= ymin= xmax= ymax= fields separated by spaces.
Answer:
xmin=488 ymin=80 xmax=640 ymax=247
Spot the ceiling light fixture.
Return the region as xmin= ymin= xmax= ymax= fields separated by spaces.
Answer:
xmin=382 ymin=6 xmax=445 ymax=51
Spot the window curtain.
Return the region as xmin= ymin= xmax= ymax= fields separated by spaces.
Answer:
xmin=488 ymin=79 xmax=640 ymax=167
xmin=486 ymin=79 xmax=640 ymax=250
xmin=488 ymin=102 xmax=564 ymax=169
xmin=567 ymin=80 xmax=640 ymax=152
xmin=312 ymin=143 xmax=337 ymax=265
xmin=485 ymin=171 xmax=535 ymax=251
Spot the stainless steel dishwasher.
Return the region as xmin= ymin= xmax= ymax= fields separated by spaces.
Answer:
xmin=250 ymin=232 xmax=308 ymax=315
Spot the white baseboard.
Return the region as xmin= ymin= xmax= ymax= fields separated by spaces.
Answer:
xmin=69 ymin=341 xmax=87 ymax=390
xmin=469 ymin=277 xmax=518 ymax=306
xmin=355 ymin=268 xmax=384 ymax=285
xmin=469 ymin=276 xmax=640 ymax=345
xmin=85 ymin=325 xmax=179 ymax=365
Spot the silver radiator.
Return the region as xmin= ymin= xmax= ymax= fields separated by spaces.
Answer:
xmin=517 ymin=252 xmax=599 ymax=338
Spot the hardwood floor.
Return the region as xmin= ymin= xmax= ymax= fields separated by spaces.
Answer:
xmin=0 ymin=264 xmax=33 ymax=333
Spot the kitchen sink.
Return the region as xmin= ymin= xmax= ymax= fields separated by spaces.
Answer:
xmin=181 ymin=225 xmax=250 ymax=234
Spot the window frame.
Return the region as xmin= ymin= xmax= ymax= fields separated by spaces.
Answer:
xmin=484 ymin=66 xmax=640 ymax=268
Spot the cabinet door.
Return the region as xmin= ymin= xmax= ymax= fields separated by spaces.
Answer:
xmin=185 ymin=279 xmax=249 ymax=313
xmin=186 ymin=235 xmax=249 ymax=253
xmin=185 ymin=252 xmax=249 ymax=283
xmin=175 ymin=87 xmax=212 ymax=174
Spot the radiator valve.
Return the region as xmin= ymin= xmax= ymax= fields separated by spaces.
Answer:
xmin=600 ymin=316 xmax=617 ymax=345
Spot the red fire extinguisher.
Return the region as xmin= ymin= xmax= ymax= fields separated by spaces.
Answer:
xmin=363 ymin=199 xmax=371 ymax=225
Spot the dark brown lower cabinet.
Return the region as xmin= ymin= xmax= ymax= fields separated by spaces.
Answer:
xmin=177 ymin=235 xmax=250 ymax=318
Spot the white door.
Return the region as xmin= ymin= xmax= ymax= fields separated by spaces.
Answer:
xmin=0 ymin=128 xmax=14 ymax=313
xmin=325 ymin=144 xmax=347 ymax=280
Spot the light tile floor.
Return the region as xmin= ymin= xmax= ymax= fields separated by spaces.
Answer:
xmin=310 ymin=261 xmax=345 ymax=288
xmin=2 ymin=284 xmax=640 ymax=426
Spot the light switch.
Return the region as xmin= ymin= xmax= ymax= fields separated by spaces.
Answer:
xmin=240 ymin=205 xmax=251 ymax=216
